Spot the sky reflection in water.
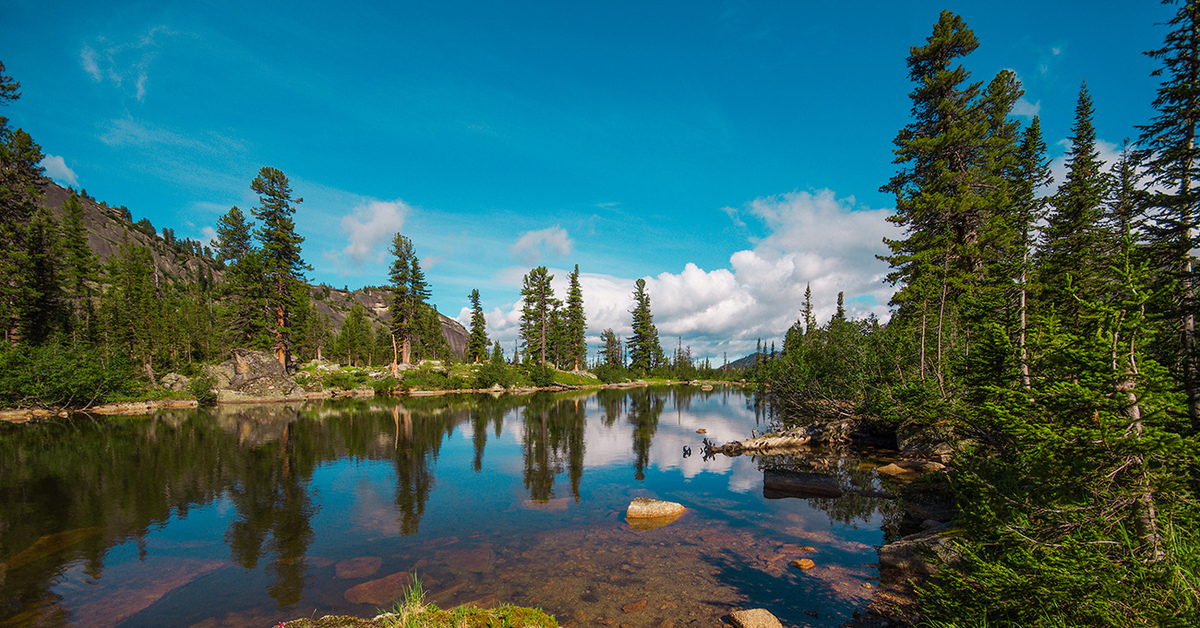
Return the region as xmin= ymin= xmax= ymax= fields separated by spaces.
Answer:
xmin=0 ymin=385 xmax=900 ymax=628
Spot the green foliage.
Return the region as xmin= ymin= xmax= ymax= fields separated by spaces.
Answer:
xmin=188 ymin=370 xmax=217 ymax=405
xmin=474 ymin=361 xmax=515 ymax=389
xmin=627 ymin=278 xmax=661 ymax=373
xmin=373 ymin=376 xmax=401 ymax=395
xmin=324 ymin=369 xmax=368 ymax=391
xmin=467 ymin=288 xmax=489 ymax=363
xmin=593 ymin=361 xmax=630 ymax=384
xmin=0 ymin=339 xmax=134 ymax=407
xmin=525 ymin=363 xmax=554 ymax=387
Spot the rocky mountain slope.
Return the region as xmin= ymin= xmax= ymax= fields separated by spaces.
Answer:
xmin=38 ymin=181 xmax=469 ymax=358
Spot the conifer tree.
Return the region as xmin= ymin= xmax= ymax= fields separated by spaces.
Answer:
xmin=519 ymin=266 xmax=557 ymax=365
xmin=627 ymin=278 xmax=661 ymax=373
xmin=1137 ymin=0 xmax=1200 ymax=427
xmin=249 ymin=167 xmax=307 ymax=368
xmin=0 ymin=62 xmax=46 ymax=344
xmin=601 ymin=328 xmax=622 ymax=366
xmin=214 ymin=206 xmax=269 ymax=349
xmin=388 ymin=233 xmax=418 ymax=364
xmin=467 ymin=288 xmax=489 ymax=362
xmin=18 ymin=208 xmax=68 ymax=344
xmin=1012 ymin=117 xmax=1053 ymax=389
xmin=1039 ymin=83 xmax=1109 ymax=321
xmin=565 ymin=265 xmax=587 ymax=370
xmin=880 ymin=11 xmax=991 ymax=389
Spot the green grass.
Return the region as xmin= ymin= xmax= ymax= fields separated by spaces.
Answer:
xmin=280 ymin=577 xmax=558 ymax=628
xmin=551 ymin=370 xmax=602 ymax=386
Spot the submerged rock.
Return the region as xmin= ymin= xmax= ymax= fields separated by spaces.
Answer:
xmin=344 ymin=570 xmax=421 ymax=606
xmin=762 ymin=469 xmax=843 ymax=498
xmin=626 ymin=497 xmax=685 ymax=519
xmin=729 ymin=608 xmax=783 ymax=628
xmin=335 ymin=557 xmax=383 ymax=579
xmin=626 ymin=497 xmax=686 ymax=529
xmin=790 ymin=558 xmax=816 ymax=570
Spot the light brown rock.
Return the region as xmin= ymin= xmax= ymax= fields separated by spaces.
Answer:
xmin=791 ymin=558 xmax=815 ymax=570
xmin=344 ymin=570 xmax=417 ymax=605
xmin=728 ymin=608 xmax=783 ymax=628
xmin=335 ymin=556 xmax=382 ymax=579
xmin=622 ymin=599 xmax=647 ymax=613
xmin=626 ymin=497 xmax=685 ymax=519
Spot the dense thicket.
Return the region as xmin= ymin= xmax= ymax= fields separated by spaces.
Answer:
xmin=757 ymin=8 xmax=1200 ymax=626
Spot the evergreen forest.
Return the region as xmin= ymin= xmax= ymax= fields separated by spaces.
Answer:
xmin=4 ymin=3 xmax=1200 ymax=626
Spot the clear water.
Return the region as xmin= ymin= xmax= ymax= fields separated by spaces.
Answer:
xmin=0 ymin=385 xmax=901 ymax=628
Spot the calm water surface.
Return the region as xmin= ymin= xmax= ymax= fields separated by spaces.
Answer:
xmin=0 ymin=385 xmax=901 ymax=628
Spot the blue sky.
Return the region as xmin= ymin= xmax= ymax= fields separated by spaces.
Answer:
xmin=2 ymin=0 xmax=1173 ymax=360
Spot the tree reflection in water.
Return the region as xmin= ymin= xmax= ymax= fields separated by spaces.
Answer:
xmin=0 ymin=388 xmax=898 ymax=627
xmin=521 ymin=393 xmax=586 ymax=503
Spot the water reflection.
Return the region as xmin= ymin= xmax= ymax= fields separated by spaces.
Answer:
xmin=0 ymin=386 xmax=896 ymax=627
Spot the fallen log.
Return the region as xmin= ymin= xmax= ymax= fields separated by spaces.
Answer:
xmin=708 ymin=425 xmax=821 ymax=456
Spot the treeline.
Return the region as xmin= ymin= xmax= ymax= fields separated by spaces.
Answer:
xmin=0 ymin=59 xmax=458 ymax=405
xmin=753 ymin=8 xmax=1200 ymax=627
xmin=1 ymin=53 xmax=730 ymax=408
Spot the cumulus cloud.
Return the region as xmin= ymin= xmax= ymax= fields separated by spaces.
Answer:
xmin=39 ymin=155 xmax=78 ymax=187
xmin=339 ymin=199 xmax=410 ymax=267
xmin=511 ymin=226 xmax=572 ymax=264
xmin=475 ymin=190 xmax=895 ymax=362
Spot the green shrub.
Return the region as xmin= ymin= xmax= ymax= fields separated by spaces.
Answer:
xmin=324 ymin=370 xmax=367 ymax=390
xmin=474 ymin=361 xmax=514 ymax=389
xmin=401 ymin=369 xmax=451 ymax=391
xmin=526 ymin=363 xmax=554 ymax=387
xmin=0 ymin=340 xmax=135 ymax=408
xmin=373 ymin=376 xmax=400 ymax=395
xmin=592 ymin=362 xmax=630 ymax=384
xmin=188 ymin=370 xmax=218 ymax=405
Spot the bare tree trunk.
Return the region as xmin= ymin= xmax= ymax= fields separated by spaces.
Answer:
xmin=937 ymin=271 xmax=948 ymax=397
xmin=391 ymin=334 xmax=400 ymax=377
xmin=1019 ymin=260 xmax=1031 ymax=390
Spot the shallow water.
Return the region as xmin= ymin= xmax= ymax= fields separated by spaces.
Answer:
xmin=0 ymin=385 xmax=901 ymax=628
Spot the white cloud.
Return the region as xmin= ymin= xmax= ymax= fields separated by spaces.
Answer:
xmin=478 ymin=190 xmax=895 ymax=362
xmin=339 ymin=200 xmax=410 ymax=267
xmin=1013 ymin=97 xmax=1041 ymax=119
xmin=510 ymin=226 xmax=572 ymax=264
xmin=81 ymin=45 xmax=102 ymax=81
xmin=79 ymin=25 xmax=176 ymax=101
xmin=39 ymin=155 xmax=78 ymax=187
xmin=200 ymin=226 xmax=218 ymax=248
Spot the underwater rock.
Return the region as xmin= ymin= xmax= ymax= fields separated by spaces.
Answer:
xmin=344 ymin=571 xmax=422 ymax=606
xmin=335 ymin=556 xmax=382 ymax=579
xmin=729 ymin=608 xmax=783 ymax=628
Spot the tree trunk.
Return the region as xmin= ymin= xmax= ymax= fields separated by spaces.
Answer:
xmin=1019 ymin=261 xmax=1031 ymax=390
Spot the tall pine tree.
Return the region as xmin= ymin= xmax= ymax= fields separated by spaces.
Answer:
xmin=249 ymin=167 xmax=307 ymax=368
xmin=1137 ymin=0 xmax=1200 ymax=427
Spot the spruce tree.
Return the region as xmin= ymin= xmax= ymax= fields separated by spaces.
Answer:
xmin=565 ymin=265 xmax=587 ymax=370
xmin=519 ymin=266 xmax=557 ymax=365
xmin=1039 ymin=83 xmax=1109 ymax=321
xmin=0 ymin=63 xmax=46 ymax=344
xmin=388 ymin=233 xmax=418 ymax=364
xmin=17 ymin=208 xmax=68 ymax=344
xmin=602 ymin=328 xmax=622 ymax=366
xmin=627 ymin=278 xmax=661 ymax=373
xmin=467 ymin=288 xmax=489 ymax=362
xmin=214 ymin=206 xmax=268 ymax=349
xmin=1012 ymin=117 xmax=1054 ymax=389
xmin=880 ymin=11 xmax=991 ymax=389
xmin=1137 ymin=0 xmax=1200 ymax=427
xmin=249 ymin=167 xmax=307 ymax=368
